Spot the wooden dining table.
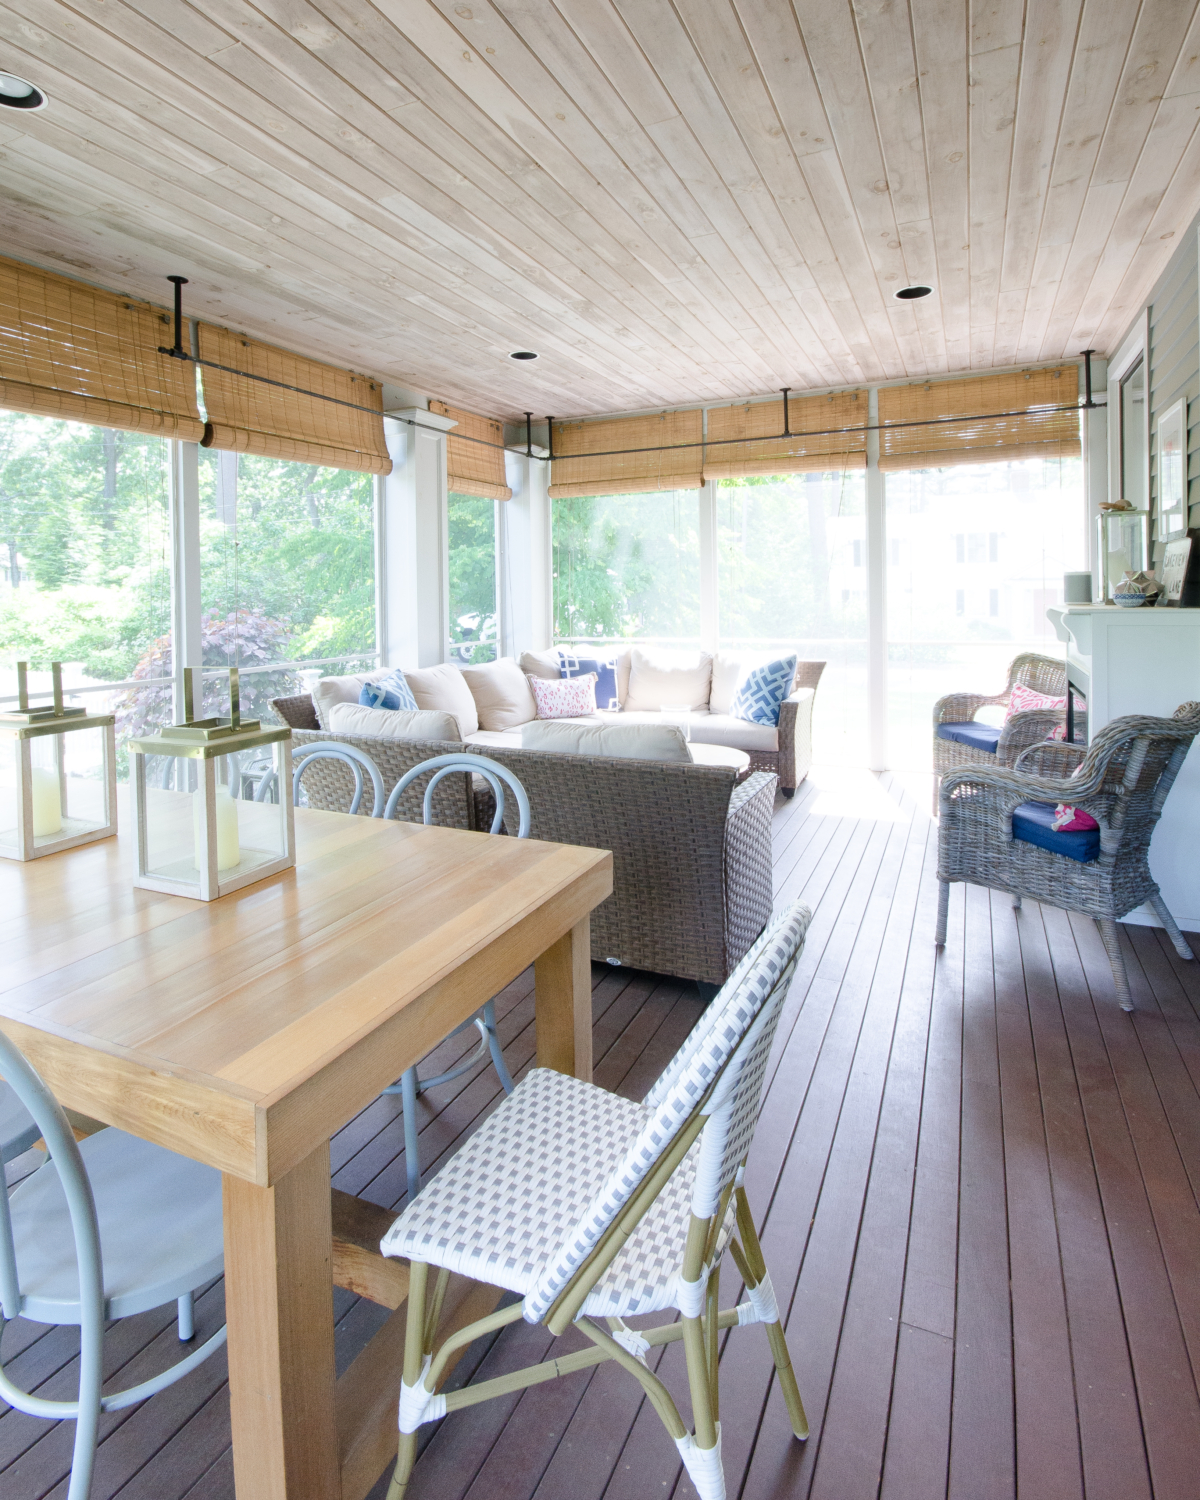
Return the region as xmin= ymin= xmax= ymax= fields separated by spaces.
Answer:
xmin=0 ymin=802 xmax=612 ymax=1500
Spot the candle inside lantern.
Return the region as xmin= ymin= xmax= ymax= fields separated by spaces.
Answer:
xmin=30 ymin=766 xmax=63 ymax=836
xmin=193 ymin=785 xmax=241 ymax=870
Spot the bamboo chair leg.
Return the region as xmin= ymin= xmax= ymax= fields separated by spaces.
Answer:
xmin=1148 ymin=891 xmax=1195 ymax=960
xmin=1097 ymin=919 xmax=1135 ymax=1013
xmin=387 ymin=1261 xmax=429 ymax=1500
xmin=734 ymin=1188 xmax=808 ymax=1440
xmin=935 ymin=880 xmax=950 ymax=947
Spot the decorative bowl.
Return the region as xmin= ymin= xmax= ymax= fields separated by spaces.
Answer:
xmin=1112 ymin=591 xmax=1147 ymax=607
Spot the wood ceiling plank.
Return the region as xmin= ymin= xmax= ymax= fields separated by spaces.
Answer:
xmin=1037 ymin=0 xmax=1200 ymax=357
xmin=910 ymin=0 xmax=971 ymax=372
xmin=992 ymin=0 xmax=1083 ymax=369
xmin=967 ymin=38 xmax=1022 ymax=369
xmin=200 ymin=0 xmax=725 ymax=391
xmin=6 ymin=3 xmax=711 ymax=413
xmin=468 ymin=0 xmax=835 ymax=388
xmin=378 ymin=0 xmax=804 ymax=390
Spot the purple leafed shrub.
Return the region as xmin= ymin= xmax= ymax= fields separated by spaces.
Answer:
xmin=113 ymin=609 xmax=296 ymax=740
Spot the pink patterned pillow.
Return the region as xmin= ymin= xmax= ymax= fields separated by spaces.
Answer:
xmin=1007 ymin=681 xmax=1069 ymax=740
xmin=527 ymin=672 xmax=597 ymax=720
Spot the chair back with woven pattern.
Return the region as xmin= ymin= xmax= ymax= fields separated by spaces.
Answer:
xmin=1007 ymin=652 xmax=1067 ymax=698
xmin=1056 ymin=703 xmax=1200 ymax=866
xmin=524 ymin=901 xmax=810 ymax=1327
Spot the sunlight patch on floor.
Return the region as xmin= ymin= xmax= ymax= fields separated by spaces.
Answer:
xmin=805 ymin=765 xmax=909 ymax=823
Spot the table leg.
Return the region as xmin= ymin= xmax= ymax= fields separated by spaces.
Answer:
xmin=223 ymin=1143 xmax=340 ymax=1500
xmin=533 ymin=915 xmax=592 ymax=1081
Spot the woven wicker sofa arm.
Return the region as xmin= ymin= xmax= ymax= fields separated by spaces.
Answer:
xmin=940 ymin=756 xmax=1108 ymax=814
xmin=933 ymin=690 xmax=1005 ymax=725
xmin=776 ymin=689 xmax=816 ymax=790
xmin=727 ymin=770 xmax=779 ymax=821
xmin=792 ymin=660 xmax=826 ymax=692
xmin=994 ymin=708 xmax=1065 ymax=765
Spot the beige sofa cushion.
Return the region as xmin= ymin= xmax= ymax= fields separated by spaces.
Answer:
xmin=624 ymin=648 xmax=712 ymax=712
xmin=402 ymin=663 xmax=480 ymax=737
xmin=326 ymin=703 xmax=463 ymax=742
xmin=521 ymin=718 xmax=693 ymax=762
xmin=311 ymin=669 xmax=390 ymax=730
xmin=519 ymin=648 xmax=562 ymax=680
xmin=689 ymin=711 xmax=780 ymax=753
xmin=460 ymin=658 xmax=537 ymax=731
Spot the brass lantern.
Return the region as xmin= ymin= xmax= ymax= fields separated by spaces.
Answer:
xmin=0 ymin=663 xmax=117 ymax=862
xmin=127 ymin=667 xmax=294 ymax=901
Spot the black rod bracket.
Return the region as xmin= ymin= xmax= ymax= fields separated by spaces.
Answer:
xmin=546 ymin=416 xmax=554 ymax=462
xmin=159 ymin=275 xmax=190 ymax=360
xmin=781 ymin=387 xmax=791 ymax=438
xmin=1080 ymin=348 xmax=1102 ymax=409
xmin=525 ymin=411 xmax=534 ymax=458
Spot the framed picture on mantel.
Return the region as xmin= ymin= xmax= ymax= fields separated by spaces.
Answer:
xmin=1157 ymin=398 xmax=1187 ymax=536
xmin=1161 ymin=530 xmax=1200 ymax=606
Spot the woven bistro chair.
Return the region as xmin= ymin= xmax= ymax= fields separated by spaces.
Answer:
xmin=933 ymin=652 xmax=1073 ymax=785
xmin=936 ymin=703 xmax=1200 ymax=1010
xmin=0 ymin=1031 xmax=226 ymax=1500
xmin=377 ymin=899 xmax=812 ymax=1500
xmin=381 ymin=754 xmax=531 ymax=1199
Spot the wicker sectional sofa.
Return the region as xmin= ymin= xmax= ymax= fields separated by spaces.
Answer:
xmin=283 ymin=721 xmax=777 ymax=988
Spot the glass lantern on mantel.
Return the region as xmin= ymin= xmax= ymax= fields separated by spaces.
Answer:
xmin=127 ymin=667 xmax=294 ymax=901
xmin=0 ymin=662 xmax=117 ymax=862
xmin=1097 ymin=508 xmax=1151 ymax=603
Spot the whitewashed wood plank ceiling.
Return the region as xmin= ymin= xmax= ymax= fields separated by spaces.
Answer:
xmin=1 ymin=0 xmax=1199 ymax=420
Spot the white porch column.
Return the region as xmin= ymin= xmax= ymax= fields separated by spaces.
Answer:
xmin=169 ymin=439 xmax=202 ymax=721
xmin=503 ymin=447 xmax=552 ymax=654
xmin=698 ymin=479 xmax=719 ymax=653
xmin=379 ymin=408 xmax=455 ymax=668
xmin=1084 ymin=355 xmax=1108 ymax=588
xmin=866 ymin=388 xmax=888 ymax=772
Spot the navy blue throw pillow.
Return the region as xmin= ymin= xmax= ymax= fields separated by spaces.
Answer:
xmin=559 ymin=652 xmax=620 ymax=711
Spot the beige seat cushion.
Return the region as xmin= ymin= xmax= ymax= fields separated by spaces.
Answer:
xmin=464 ymin=726 xmax=525 ymax=748
xmin=521 ymin=718 xmax=693 ymax=762
xmin=311 ymin=669 xmax=390 ymax=730
xmin=688 ymin=712 xmax=779 ymax=753
xmin=460 ymin=658 xmax=538 ymax=731
xmin=326 ymin=703 xmax=463 ymax=742
xmin=403 ymin=663 xmax=480 ymax=738
xmin=624 ymin=648 xmax=712 ymax=713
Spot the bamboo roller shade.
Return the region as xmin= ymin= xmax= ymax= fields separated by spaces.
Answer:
xmin=0 ymin=255 xmax=204 ymax=440
xmin=878 ymin=367 xmax=1080 ymax=470
xmin=704 ymin=391 xmax=867 ymax=480
xmin=198 ymin=324 xmax=392 ymax=475
xmin=430 ymin=401 xmax=512 ymax=499
xmin=548 ymin=409 xmax=702 ymax=498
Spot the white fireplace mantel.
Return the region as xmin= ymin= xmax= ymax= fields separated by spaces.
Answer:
xmin=1047 ymin=604 xmax=1200 ymax=930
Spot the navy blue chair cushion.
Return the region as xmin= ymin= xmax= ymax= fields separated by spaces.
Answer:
xmin=1012 ymin=801 xmax=1100 ymax=863
xmin=936 ymin=720 xmax=1002 ymax=753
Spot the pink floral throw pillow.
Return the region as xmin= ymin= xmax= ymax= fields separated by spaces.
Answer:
xmin=527 ymin=672 xmax=597 ymax=720
xmin=1007 ymin=682 xmax=1070 ymax=741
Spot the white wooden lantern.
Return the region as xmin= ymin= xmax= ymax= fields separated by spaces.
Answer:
xmin=127 ymin=667 xmax=294 ymax=901
xmin=0 ymin=663 xmax=117 ymax=862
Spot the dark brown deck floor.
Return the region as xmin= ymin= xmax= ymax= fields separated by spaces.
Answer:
xmin=5 ymin=767 xmax=1200 ymax=1500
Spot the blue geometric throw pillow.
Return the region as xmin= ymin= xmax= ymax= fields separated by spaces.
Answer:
xmin=730 ymin=655 xmax=797 ymax=727
xmin=359 ymin=668 xmax=418 ymax=713
xmin=559 ymin=652 xmax=620 ymax=711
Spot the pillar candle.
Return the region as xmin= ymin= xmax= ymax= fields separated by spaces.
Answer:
xmin=30 ymin=766 xmax=63 ymax=836
xmin=193 ymin=786 xmax=241 ymax=871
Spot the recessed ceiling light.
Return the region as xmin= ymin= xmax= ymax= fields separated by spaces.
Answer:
xmin=509 ymin=350 xmax=538 ymax=361
xmin=0 ymin=73 xmax=47 ymax=111
xmin=894 ymin=284 xmax=933 ymax=300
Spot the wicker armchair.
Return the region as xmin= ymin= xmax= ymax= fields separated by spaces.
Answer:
xmin=936 ymin=703 xmax=1200 ymax=1010
xmin=933 ymin=651 xmax=1073 ymax=779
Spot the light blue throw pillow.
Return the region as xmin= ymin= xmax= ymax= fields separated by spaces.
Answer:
xmin=359 ymin=668 xmax=418 ymax=713
xmin=730 ymin=655 xmax=797 ymax=727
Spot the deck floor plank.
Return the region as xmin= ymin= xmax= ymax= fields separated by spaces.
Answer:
xmin=5 ymin=767 xmax=1200 ymax=1500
